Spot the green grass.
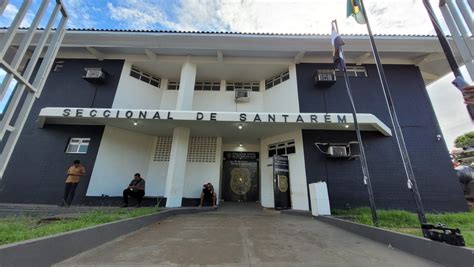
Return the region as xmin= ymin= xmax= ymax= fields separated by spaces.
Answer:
xmin=0 ymin=207 xmax=159 ymax=246
xmin=332 ymin=207 xmax=474 ymax=247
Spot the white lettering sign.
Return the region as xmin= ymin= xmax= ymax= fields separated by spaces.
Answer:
xmin=58 ymin=108 xmax=348 ymax=124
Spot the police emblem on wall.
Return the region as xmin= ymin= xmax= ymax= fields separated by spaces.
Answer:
xmin=222 ymin=152 xmax=259 ymax=202
xmin=230 ymin=168 xmax=251 ymax=196
xmin=277 ymin=175 xmax=289 ymax=192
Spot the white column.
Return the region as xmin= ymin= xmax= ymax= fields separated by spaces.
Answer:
xmin=176 ymin=60 xmax=197 ymax=110
xmin=220 ymin=80 xmax=226 ymax=91
xmin=164 ymin=60 xmax=197 ymax=207
xmin=165 ymin=127 xmax=190 ymax=207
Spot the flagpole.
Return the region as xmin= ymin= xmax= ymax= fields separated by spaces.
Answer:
xmin=333 ymin=20 xmax=378 ymax=226
xmin=358 ymin=0 xmax=428 ymax=231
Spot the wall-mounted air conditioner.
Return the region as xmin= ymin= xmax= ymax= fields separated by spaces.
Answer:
xmin=313 ymin=69 xmax=336 ymax=88
xmin=318 ymin=74 xmax=334 ymax=81
xmin=235 ymin=89 xmax=250 ymax=102
xmin=83 ymin=68 xmax=106 ymax=84
xmin=315 ymin=141 xmax=360 ymax=159
xmin=327 ymin=146 xmax=348 ymax=157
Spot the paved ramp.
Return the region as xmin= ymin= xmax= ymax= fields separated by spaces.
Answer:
xmin=55 ymin=203 xmax=439 ymax=266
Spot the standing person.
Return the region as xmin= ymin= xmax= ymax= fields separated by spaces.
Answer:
xmin=122 ymin=173 xmax=146 ymax=207
xmin=62 ymin=160 xmax=86 ymax=207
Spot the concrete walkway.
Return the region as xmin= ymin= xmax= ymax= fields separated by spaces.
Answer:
xmin=55 ymin=203 xmax=440 ymax=266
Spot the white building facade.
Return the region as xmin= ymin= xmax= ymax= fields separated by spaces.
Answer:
xmin=0 ymin=29 xmax=468 ymax=212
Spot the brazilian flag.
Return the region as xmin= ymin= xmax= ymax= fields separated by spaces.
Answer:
xmin=347 ymin=0 xmax=366 ymax=24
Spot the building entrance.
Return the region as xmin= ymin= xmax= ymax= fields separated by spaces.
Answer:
xmin=222 ymin=152 xmax=259 ymax=202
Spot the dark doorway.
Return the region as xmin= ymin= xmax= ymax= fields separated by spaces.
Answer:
xmin=222 ymin=151 xmax=259 ymax=202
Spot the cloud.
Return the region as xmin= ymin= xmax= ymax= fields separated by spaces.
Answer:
xmin=106 ymin=0 xmax=178 ymax=30
xmin=0 ymin=3 xmax=34 ymax=28
xmin=171 ymin=0 xmax=230 ymax=31
xmin=62 ymin=0 xmax=102 ymax=28
xmin=102 ymin=0 xmax=447 ymax=35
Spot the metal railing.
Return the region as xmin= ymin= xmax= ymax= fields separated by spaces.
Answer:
xmin=0 ymin=0 xmax=68 ymax=178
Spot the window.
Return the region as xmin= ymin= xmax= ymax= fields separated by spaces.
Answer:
xmin=168 ymin=81 xmax=180 ymax=90
xmin=336 ymin=66 xmax=368 ymax=78
xmin=129 ymin=66 xmax=161 ymax=88
xmin=194 ymin=81 xmax=220 ymax=91
xmin=265 ymin=71 xmax=290 ymax=90
xmin=153 ymin=137 xmax=172 ymax=161
xmin=66 ymin=138 xmax=90 ymax=154
xmin=268 ymin=140 xmax=296 ymax=157
xmin=226 ymin=81 xmax=260 ymax=92
xmin=187 ymin=137 xmax=217 ymax=162
xmin=152 ymin=136 xmax=217 ymax=162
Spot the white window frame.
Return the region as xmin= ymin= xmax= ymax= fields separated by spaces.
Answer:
xmin=265 ymin=71 xmax=290 ymax=90
xmin=336 ymin=66 xmax=368 ymax=78
xmin=168 ymin=81 xmax=180 ymax=90
xmin=66 ymin=138 xmax=91 ymax=154
xmin=226 ymin=81 xmax=260 ymax=92
xmin=268 ymin=140 xmax=296 ymax=157
xmin=194 ymin=81 xmax=220 ymax=91
xmin=130 ymin=66 xmax=161 ymax=88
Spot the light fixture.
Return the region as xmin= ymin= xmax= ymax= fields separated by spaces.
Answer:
xmin=239 ymin=143 xmax=243 ymax=147
xmin=345 ymin=124 xmax=349 ymax=128
xmin=238 ymin=124 xmax=243 ymax=130
xmin=436 ymin=134 xmax=442 ymax=141
xmin=133 ymin=121 xmax=138 ymax=126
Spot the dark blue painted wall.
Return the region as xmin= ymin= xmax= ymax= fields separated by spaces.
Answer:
xmin=0 ymin=59 xmax=124 ymax=204
xmin=297 ymin=64 xmax=467 ymax=212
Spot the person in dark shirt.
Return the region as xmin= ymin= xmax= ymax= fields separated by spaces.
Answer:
xmin=122 ymin=173 xmax=145 ymax=207
xmin=199 ymin=182 xmax=216 ymax=207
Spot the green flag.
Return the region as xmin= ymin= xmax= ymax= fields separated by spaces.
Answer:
xmin=347 ymin=0 xmax=366 ymax=24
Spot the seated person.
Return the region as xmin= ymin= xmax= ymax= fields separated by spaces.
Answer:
xmin=122 ymin=173 xmax=145 ymax=207
xmin=199 ymin=182 xmax=217 ymax=207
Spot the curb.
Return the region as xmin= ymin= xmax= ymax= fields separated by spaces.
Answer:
xmin=0 ymin=207 xmax=215 ymax=267
xmin=280 ymin=209 xmax=312 ymax=217
xmin=315 ymin=216 xmax=474 ymax=267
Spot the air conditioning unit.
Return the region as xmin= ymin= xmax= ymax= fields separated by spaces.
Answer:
xmin=327 ymin=146 xmax=348 ymax=157
xmin=318 ymin=74 xmax=333 ymax=81
xmin=235 ymin=89 xmax=250 ymax=102
xmin=83 ymin=68 xmax=106 ymax=83
xmin=313 ymin=70 xmax=336 ymax=88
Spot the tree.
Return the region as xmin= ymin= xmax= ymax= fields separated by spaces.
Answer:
xmin=454 ymin=131 xmax=474 ymax=149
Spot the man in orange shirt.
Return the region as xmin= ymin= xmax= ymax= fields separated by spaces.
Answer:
xmin=62 ymin=160 xmax=86 ymax=207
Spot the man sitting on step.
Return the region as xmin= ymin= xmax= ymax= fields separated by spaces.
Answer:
xmin=122 ymin=173 xmax=146 ymax=207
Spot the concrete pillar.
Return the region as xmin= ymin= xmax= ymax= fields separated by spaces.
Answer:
xmin=220 ymin=80 xmax=226 ymax=91
xmin=164 ymin=60 xmax=197 ymax=207
xmin=164 ymin=127 xmax=190 ymax=207
xmin=176 ymin=61 xmax=197 ymax=110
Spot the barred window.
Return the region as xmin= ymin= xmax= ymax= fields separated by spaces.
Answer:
xmin=168 ymin=81 xmax=180 ymax=90
xmin=268 ymin=140 xmax=295 ymax=157
xmin=265 ymin=71 xmax=290 ymax=90
xmin=130 ymin=66 xmax=161 ymax=88
xmin=187 ymin=137 xmax=217 ymax=162
xmin=153 ymin=136 xmax=217 ymax=162
xmin=226 ymin=81 xmax=260 ymax=92
xmin=153 ymin=137 xmax=172 ymax=161
xmin=195 ymin=81 xmax=220 ymax=91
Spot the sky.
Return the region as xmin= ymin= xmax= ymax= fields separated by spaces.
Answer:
xmin=0 ymin=0 xmax=472 ymax=148
xmin=0 ymin=0 xmax=449 ymax=34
